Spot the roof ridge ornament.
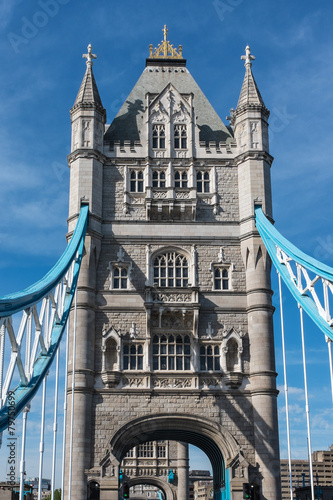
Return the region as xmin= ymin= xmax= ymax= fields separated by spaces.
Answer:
xmin=149 ymin=25 xmax=183 ymax=59
xmin=241 ymin=45 xmax=255 ymax=68
xmin=83 ymin=44 xmax=97 ymax=67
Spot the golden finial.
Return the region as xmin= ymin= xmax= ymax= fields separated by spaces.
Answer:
xmin=163 ymin=25 xmax=168 ymax=42
xmin=148 ymin=25 xmax=183 ymax=60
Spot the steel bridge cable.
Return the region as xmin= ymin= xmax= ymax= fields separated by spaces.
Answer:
xmin=0 ymin=205 xmax=88 ymax=433
xmin=51 ymin=348 xmax=60 ymax=500
xmin=299 ymin=306 xmax=315 ymax=500
xmin=61 ymin=323 xmax=69 ymax=496
xmin=278 ymin=273 xmax=293 ymax=500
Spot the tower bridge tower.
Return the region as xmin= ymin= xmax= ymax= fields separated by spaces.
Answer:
xmin=65 ymin=28 xmax=281 ymax=500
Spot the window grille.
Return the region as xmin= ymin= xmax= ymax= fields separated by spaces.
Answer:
xmin=175 ymin=170 xmax=188 ymax=188
xmin=152 ymin=124 xmax=166 ymax=149
xmin=153 ymin=251 xmax=189 ymax=287
xmin=137 ymin=442 xmax=154 ymax=458
xmin=174 ymin=124 xmax=187 ymax=149
xmin=153 ymin=334 xmax=191 ymax=371
xmin=113 ymin=266 xmax=128 ymax=289
xmin=152 ymin=170 xmax=166 ymax=188
xmin=123 ymin=344 xmax=144 ymax=370
xmin=196 ymin=171 xmax=210 ymax=193
xmin=130 ymin=170 xmax=144 ymax=192
xmin=200 ymin=345 xmax=220 ymax=371
xmin=214 ymin=268 xmax=229 ymax=290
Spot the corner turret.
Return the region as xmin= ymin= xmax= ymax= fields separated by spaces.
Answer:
xmin=70 ymin=44 xmax=106 ymax=153
xmin=68 ymin=44 xmax=106 ymax=225
xmin=232 ymin=45 xmax=269 ymax=155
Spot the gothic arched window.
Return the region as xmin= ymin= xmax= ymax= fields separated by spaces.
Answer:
xmin=200 ymin=345 xmax=220 ymax=371
xmin=113 ymin=266 xmax=128 ymax=289
xmin=214 ymin=267 xmax=229 ymax=290
xmin=152 ymin=334 xmax=191 ymax=371
xmin=130 ymin=170 xmax=144 ymax=192
xmin=175 ymin=170 xmax=188 ymax=188
xmin=174 ymin=124 xmax=187 ymax=149
xmin=153 ymin=251 xmax=189 ymax=287
xmin=197 ymin=171 xmax=210 ymax=193
xmin=152 ymin=170 xmax=166 ymax=188
xmin=123 ymin=344 xmax=144 ymax=370
xmin=152 ymin=124 xmax=165 ymax=149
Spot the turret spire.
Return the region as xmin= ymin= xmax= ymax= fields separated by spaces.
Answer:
xmin=71 ymin=43 xmax=104 ymax=113
xmin=235 ymin=45 xmax=267 ymax=112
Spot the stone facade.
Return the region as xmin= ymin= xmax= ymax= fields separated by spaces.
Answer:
xmin=64 ymin=35 xmax=281 ymax=500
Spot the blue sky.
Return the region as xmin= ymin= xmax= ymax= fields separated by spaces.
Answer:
xmin=0 ymin=0 xmax=333 ymax=485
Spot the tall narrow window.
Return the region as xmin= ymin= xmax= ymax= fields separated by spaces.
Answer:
xmin=153 ymin=334 xmax=191 ymax=371
xmin=123 ymin=344 xmax=143 ymax=370
xmin=214 ymin=267 xmax=229 ymax=290
xmin=175 ymin=171 xmax=188 ymax=188
xmin=200 ymin=345 xmax=220 ymax=371
xmin=196 ymin=171 xmax=210 ymax=193
xmin=157 ymin=442 xmax=166 ymax=458
xmin=113 ymin=266 xmax=128 ymax=289
xmin=153 ymin=251 xmax=189 ymax=287
xmin=152 ymin=124 xmax=165 ymax=149
xmin=130 ymin=170 xmax=144 ymax=192
xmin=152 ymin=170 xmax=166 ymax=188
xmin=174 ymin=125 xmax=187 ymax=149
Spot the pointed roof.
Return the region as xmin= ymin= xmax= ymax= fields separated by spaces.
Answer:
xmin=71 ymin=44 xmax=105 ymax=114
xmin=236 ymin=46 xmax=268 ymax=113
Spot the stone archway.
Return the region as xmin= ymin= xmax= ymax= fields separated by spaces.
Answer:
xmin=105 ymin=413 xmax=240 ymax=498
xmin=128 ymin=476 xmax=175 ymax=500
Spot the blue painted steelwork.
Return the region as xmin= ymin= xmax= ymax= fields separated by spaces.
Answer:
xmin=214 ymin=467 xmax=230 ymax=500
xmin=0 ymin=205 xmax=89 ymax=317
xmin=0 ymin=206 xmax=88 ymax=432
xmin=255 ymin=206 xmax=333 ymax=341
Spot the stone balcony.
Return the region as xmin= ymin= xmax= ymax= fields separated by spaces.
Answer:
xmin=145 ymin=286 xmax=199 ymax=310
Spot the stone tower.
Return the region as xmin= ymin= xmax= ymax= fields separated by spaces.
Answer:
xmin=65 ymin=29 xmax=281 ymax=500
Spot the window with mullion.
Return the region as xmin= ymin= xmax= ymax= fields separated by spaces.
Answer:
xmin=113 ymin=266 xmax=128 ymax=289
xmin=153 ymin=334 xmax=191 ymax=371
xmin=196 ymin=170 xmax=210 ymax=193
xmin=152 ymin=124 xmax=165 ymax=149
xmin=130 ymin=170 xmax=144 ymax=192
xmin=123 ymin=344 xmax=144 ymax=370
xmin=214 ymin=267 xmax=229 ymax=290
xmin=175 ymin=170 xmax=188 ymax=188
xmin=174 ymin=124 xmax=187 ymax=150
xmin=153 ymin=251 xmax=189 ymax=288
xmin=152 ymin=170 xmax=166 ymax=188
xmin=200 ymin=345 xmax=220 ymax=371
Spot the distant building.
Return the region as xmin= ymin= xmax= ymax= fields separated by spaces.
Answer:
xmin=0 ymin=483 xmax=32 ymax=500
xmin=280 ymin=446 xmax=333 ymax=499
xmin=25 ymin=479 xmax=51 ymax=500
xmin=294 ymin=485 xmax=333 ymax=500
xmin=189 ymin=471 xmax=213 ymax=500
